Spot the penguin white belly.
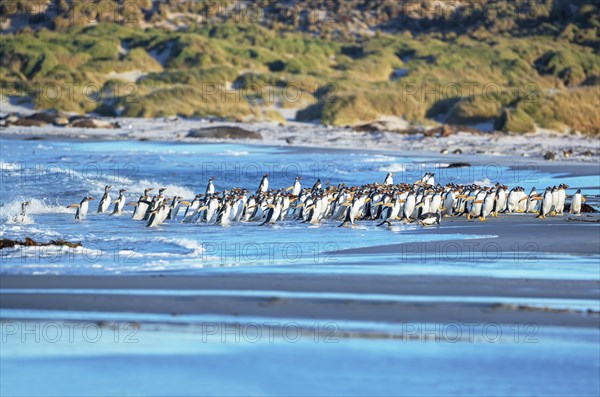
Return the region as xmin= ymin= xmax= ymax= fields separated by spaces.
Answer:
xmin=571 ymin=195 xmax=582 ymax=215
xmin=98 ymin=194 xmax=111 ymax=213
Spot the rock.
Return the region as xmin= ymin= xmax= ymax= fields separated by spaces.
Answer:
xmin=286 ymin=137 xmax=295 ymax=144
xmin=0 ymin=238 xmax=82 ymax=249
xmin=187 ymin=126 xmax=262 ymax=140
xmin=26 ymin=112 xmax=62 ymax=124
xmin=562 ymin=149 xmax=573 ymax=158
xmin=582 ymin=150 xmax=593 ymax=156
xmin=564 ymin=203 xmax=598 ymax=213
xmin=13 ymin=118 xmax=48 ymax=127
xmin=440 ymin=148 xmax=449 ymax=154
xmin=544 ymin=151 xmax=556 ymax=161
xmin=452 ymin=149 xmax=463 ymax=155
xmin=446 ymin=162 xmax=471 ymax=168
xmin=354 ymin=116 xmax=412 ymax=133
xmin=69 ymin=117 xmax=120 ymax=129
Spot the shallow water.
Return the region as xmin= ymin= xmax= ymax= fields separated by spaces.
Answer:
xmin=1 ymin=318 xmax=598 ymax=396
xmin=1 ymin=139 xmax=598 ymax=277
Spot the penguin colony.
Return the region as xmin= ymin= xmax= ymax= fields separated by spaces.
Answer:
xmin=62 ymin=172 xmax=587 ymax=228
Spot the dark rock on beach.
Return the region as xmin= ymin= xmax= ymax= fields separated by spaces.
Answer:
xmin=446 ymin=162 xmax=472 ymax=168
xmin=0 ymin=237 xmax=82 ymax=250
xmin=187 ymin=126 xmax=262 ymax=140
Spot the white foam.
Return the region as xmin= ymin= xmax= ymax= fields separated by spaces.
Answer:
xmin=378 ymin=163 xmax=407 ymax=172
xmin=0 ymin=198 xmax=72 ymax=224
xmin=124 ymin=179 xmax=195 ymax=199
xmin=0 ymin=161 xmax=21 ymax=171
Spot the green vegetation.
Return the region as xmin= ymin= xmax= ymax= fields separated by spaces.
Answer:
xmin=1 ymin=0 xmax=598 ymax=133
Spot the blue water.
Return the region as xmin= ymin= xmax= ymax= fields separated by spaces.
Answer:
xmin=1 ymin=139 xmax=598 ymax=277
xmin=1 ymin=319 xmax=598 ymax=396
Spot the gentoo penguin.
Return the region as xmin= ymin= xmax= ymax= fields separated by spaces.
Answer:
xmin=506 ymin=187 xmax=519 ymax=213
xmin=131 ymin=188 xmax=153 ymax=220
xmin=69 ymin=196 xmax=94 ymax=220
xmin=555 ymin=184 xmax=568 ymax=215
xmin=13 ymin=201 xmax=30 ymax=223
xmin=403 ymin=190 xmax=417 ymax=221
xmin=97 ymin=185 xmax=112 ymax=213
xmin=111 ymin=189 xmax=127 ymax=215
xmin=550 ymin=186 xmax=559 ymax=215
xmin=291 ymin=176 xmax=302 ymax=196
xmin=479 ymin=190 xmax=495 ymax=221
xmin=257 ymin=174 xmax=269 ymax=194
xmin=422 ymin=172 xmax=435 ymax=186
xmin=494 ymin=186 xmax=508 ymax=216
xmin=570 ymin=189 xmax=584 ymax=215
xmin=384 ymin=172 xmax=394 ymax=186
xmin=261 ymin=195 xmax=283 ymax=225
xmin=182 ymin=194 xmax=203 ymax=223
xmin=216 ymin=199 xmax=233 ymax=225
xmin=417 ymin=212 xmax=441 ymax=226
xmin=467 ymin=191 xmax=486 ymax=220
xmin=536 ymin=188 xmax=553 ymax=218
xmin=525 ymin=187 xmax=539 ymax=213
xmin=378 ymin=198 xmax=401 ymax=227
xmin=146 ymin=202 xmax=170 ymax=227
xmin=311 ymin=179 xmax=322 ymax=193
xmin=167 ymin=196 xmax=182 ymax=220
xmin=206 ymin=177 xmax=215 ymax=196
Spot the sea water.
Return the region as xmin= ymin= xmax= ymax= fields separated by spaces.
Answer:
xmin=1 ymin=138 xmax=598 ymax=278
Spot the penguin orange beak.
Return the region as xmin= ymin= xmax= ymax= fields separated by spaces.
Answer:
xmin=89 ymin=197 xmax=95 ymax=200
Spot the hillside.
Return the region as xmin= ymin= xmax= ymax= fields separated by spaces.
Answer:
xmin=1 ymin=0 xmax=599 ymax=134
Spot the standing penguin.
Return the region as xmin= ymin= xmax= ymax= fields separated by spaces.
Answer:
xmin=536 ymin=188 xmax=553 ymax=219
xmin=384 ymin=172 xmax=394 ymax=186
xmin=97 ymin=185 xmax=112 ymax=213
xmin=525 ymin=187 xmax=539 ymax=214
xmin=555 ymin=184 xmax=568 ymax=215
xmin=311 ymin=179 xmax=322 ymax=193
xmin=69 ymin=196 xmax=94 ymax=220
xmin=131 ymin=188 xmax=154 ymax=220
xmin=205 ymin=177 xmax=215 ymax=196
xmin=291 ymin=176 xmax=302 ymax=196
xmin=257 ymin=174 xmax=269 ymax=194
xmin=13 ymin=201 xmax=30 ymax=223
xmin=569 ymin=189 xmax=584 ymax=215
xmin=111 ymin=189 xmax=127 ymax=215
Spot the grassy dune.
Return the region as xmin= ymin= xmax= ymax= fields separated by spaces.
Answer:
xmin=1 ymin=1 xmax=598 ymax=134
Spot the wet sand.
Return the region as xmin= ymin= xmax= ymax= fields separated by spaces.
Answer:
xmin=339 ymin=214 xmax=600 ymax=257
xmin=2 ymin=273 xmax=599 ymax=329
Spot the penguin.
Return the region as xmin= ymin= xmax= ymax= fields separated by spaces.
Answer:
xmin=257 ymin=174 xmax=269 ymax=194
xmin=167 ymin=196 xmax=182 ymax=220
xmin=146 ymin=202 xmax=170 ymax=228
xmin=378 ymin=197 xmax=401 ymax=227
xmin=97 ymin=185 xmax=112 ymax=213
xmin=550 ymin=186 xmax=559 ymax=215
xmin=506 ymin=187 xmax=519 ymax=213
xmin=182 ymin=194 xmax=203 ymax=223
xmin=403 ymin=191 xmax=417 ymax=221
xmin=69 ymin=196 xmax=94 ymax=220
xmin=569 ymin=189 xmax=584 ymax=215
xmin=422 ymin=172 xmax=435 ymax=186
xmin=525 ymin=187 xmax=539 ymax=214
xmin=13 ymin=201 xmax=30 ymax=223
xmin=494 ymin=185 xmax=508 ymax=216
xmin=131 ymin=188 xmax=154 ymax=220
xmin=467 ymin=191 xmax=486 ymax=220
xmin=555 ymin=184 xmax=568 ymax=215
xmin=205 ymin=177 xmax=215 ymax=196
xmin=536 ymin=188 xmax=553 ymax=219
xmin=216 ymin=199 xmax=233 ymax=225
xmin=111 ymin=189 xmax=127 ymax=215
xmin=417 ymin=212 xmax=441 ymax=226
xmin=261 ymin=195 xmax=283 ymax=225
xmin=311 ymin=179 xmax=322 ymax=193
xmin=479 ymin=190 xmax=495 ymax=221
xmin=384 ymin=172 xmax=394 ymax=186
xmin=291 ymin=176 xmax=302 ymax=196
